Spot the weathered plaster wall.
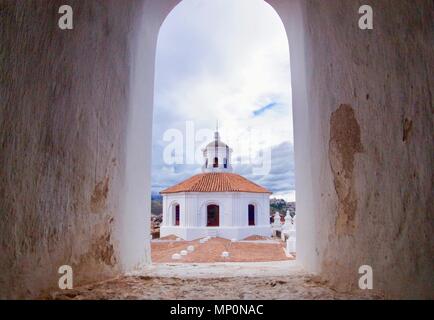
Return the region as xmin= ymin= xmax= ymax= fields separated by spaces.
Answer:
xmin=296 ymin=0 xmax=433 ymax=298
xmin=0 ymin=0 xmax=176 ymax=298
xmin=118 ymin=0 xmax=179 ymax=278
xmin=1 ymin=0 xmax=432 ymax=299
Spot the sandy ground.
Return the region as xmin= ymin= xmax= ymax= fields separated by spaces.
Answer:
xmin=47 ymin=261 xmax=382 ymax=300
xmin=151 ymin=237 xmax=292 ymax=263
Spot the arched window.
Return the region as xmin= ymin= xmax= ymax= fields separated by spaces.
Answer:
xmin=248 ymin=204 xmax=255 ymax=226
xmin=205 ymin=159 xmax=208 ymax=168
xmin=207 ymin=204 xmax=219 ymax=226
xmin=223 ymin=158 xmax=227 ymax=168
xmin=213 ymin=157 xmax=218 ymax=168
xmin=173 ymin=204 xmax=180 ymax=226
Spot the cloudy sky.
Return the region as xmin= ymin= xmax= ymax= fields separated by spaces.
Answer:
xmin=151 ymin=0 xmax=295 ymax=201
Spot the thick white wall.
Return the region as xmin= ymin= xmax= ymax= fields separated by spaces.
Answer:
xmin=0 ymin=0 xmax=179 ymax=299
xmin=160 ymin=192 xmax=271 ymax=240
xmin=119 ymin=0 xmax=181 ymax=272
xmin=0 ymin=0 xmax=147 ymax=298
xmin=269 ymin=0 xmax=434 ymax=298
xmin=266 ymin=0 xmax=317 ymax=274
xmin=2 ymin=0 xmax=432 ymax=299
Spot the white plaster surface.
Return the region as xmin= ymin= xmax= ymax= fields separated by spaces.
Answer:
xmin=160 ymin=192 xmax=271 ymax=240
xmin=1 ymin=0 xmax=433 ymax=299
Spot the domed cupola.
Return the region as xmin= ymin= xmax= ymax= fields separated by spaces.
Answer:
xmin=202 ymin=129 xmax=232 ymax=173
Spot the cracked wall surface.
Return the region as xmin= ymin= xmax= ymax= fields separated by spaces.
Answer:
xmin=0 ymin=0 xmax=146 ymax=298
xmin=300 ymin=0 xmax=433 ymax=298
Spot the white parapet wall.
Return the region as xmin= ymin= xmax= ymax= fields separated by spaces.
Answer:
xmin=160 ymin=225 xmax=272 ymax=241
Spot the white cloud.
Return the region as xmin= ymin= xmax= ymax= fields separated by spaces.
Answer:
xmin=152 ymin=0 xmax=295 ymax=199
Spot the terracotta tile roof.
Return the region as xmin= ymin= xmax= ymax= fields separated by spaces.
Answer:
xmin=160 ymin=173 xmax=271 ymax=194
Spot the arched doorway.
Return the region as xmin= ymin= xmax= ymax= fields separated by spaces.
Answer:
xmin=173 ymin=203 xmax=180 ymax=226
xmin=207 ymin=204 xmax=219 ymax=227
xmin=248 ymin=204 xmax=255 ymax=226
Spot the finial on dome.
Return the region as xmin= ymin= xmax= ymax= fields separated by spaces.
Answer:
xmin=215 ymin=120 xmax=219 ymax=141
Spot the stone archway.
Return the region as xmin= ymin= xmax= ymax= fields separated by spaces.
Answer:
xmin=147 ymin=0 xmax=307 ymax=252
xmin=2 ymin=0 xmax=432 ymax=299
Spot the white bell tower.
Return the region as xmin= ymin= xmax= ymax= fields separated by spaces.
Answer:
xmin=202 ymin=126 xmax=232 ymax=173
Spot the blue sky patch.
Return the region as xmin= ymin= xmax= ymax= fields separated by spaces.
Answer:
xmin=253 ymin=102 xmax=278 ymax=117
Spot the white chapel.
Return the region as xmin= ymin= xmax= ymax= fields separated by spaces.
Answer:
xmin=160 ymin=130 xmax=272 ymax=240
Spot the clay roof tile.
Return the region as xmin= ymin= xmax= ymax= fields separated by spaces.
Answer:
xmin=160 ymin=172 xmax=271 ymax=194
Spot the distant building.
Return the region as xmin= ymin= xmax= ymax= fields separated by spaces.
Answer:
xmin=160 ymin=130 xmax=272 ymax=240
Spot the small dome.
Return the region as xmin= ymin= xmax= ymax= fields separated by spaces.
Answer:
xmin=202 ymin=129 xmax=233 ymax=173
xmin=205 ymin=130 xmax=229 ymax=149
xmin=206 ymin=140 xmax=229 ymax=148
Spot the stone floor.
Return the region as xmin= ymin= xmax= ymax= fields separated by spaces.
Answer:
xmin=152 ymin=237 xmax=292 ymax=263
xmin=47 ymin=261 xmax=382 ymax=300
